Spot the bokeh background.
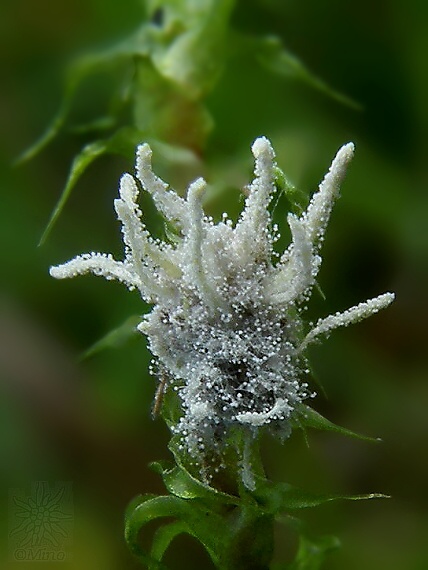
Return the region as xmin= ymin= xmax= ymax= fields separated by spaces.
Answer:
xmin=1 ymin=0 xmax=427 ymax=568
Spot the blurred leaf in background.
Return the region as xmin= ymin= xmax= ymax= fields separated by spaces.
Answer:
xmin=1 ymin=0 xmax=428 ymax=568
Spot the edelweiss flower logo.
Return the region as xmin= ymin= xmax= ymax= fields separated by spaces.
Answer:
xmin=9 ymin=482 xmax=72 ymax=549
xmin=50 ymin=138 xmax=394 ymax=465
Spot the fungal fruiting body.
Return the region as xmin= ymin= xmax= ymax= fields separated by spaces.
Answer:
xmin=50 ymin=138 xmax=394 ymax=469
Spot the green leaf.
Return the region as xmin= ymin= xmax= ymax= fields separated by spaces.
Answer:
xmin=293 ymin=404 xmax=381 ymax=444
xmin=81 ymin=315 xmax=142 ymax=360
xmin=39 ymin=139 xmax=107 ymax=245
xmin=271 ymin=165 xmax=307 ymax=218
xmin=39 ymin=107 xmax=204 ymax=245
xmin=16 ymin=28 xmax=150 ymax=165
xmin=286 ymin=533 xmax=341 ymax=570
xmin=149 ymin=139 xmax=201 ymax=169
xmin=272 ymin=516 xmax=341 ymax=570
xmin=125 ymin=494 xmax=231 ymax=568
xmin=166 ymin=434 xmax=240 ymax=502
xmin=133 ymin=59 xmax=214 ymax=152
xmin=314 ymin=282 xmax=326 ymax=302
xmin=160 ymin=386 xmax=183 ymax=429
xmin=150 ymin=521 xmax=189 ymax=564
xmin=150 ymin=0 xmax=236 ymax=99
xmin=39 ymin=126 xmax=147 ymax=245
xmin=254 ymin=477 xmax=388 ymax=513
xmin=256 ymin=36 xmax=362 ymax=111
xmin=230 ymin=31 xmax=361 ymax=111
xmin=15 ymin=97 xmax=71 ymax=166
xmin=70 ymin=116 xmax=117 ymax=135
xmin=274 ymin=166 xmax=295 ymax=193
xmin=158 ymin=460 xmax=239 ymax=504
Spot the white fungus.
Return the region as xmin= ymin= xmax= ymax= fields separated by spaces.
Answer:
xmin=50 ymin=137 xmax=394 ymax=468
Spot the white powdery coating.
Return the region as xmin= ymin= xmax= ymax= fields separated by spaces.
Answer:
xmin=49 ymin=253 xmax=141 ymax=291
xmin=50 ymin=138 xmax=393 ymax=462
xmin=303 ymin=142 xmax=355 ymax=246
xmin=300 ymin=292 xmax=395 ymax=350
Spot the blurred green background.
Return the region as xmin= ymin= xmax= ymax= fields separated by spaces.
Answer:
xmin=1 ymin=0 xmax=427 ymax=568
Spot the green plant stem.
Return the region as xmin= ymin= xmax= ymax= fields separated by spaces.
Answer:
xmin=221 ymin=505 xmax=274 ymax=570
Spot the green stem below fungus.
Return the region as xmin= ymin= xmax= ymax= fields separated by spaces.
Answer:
xmin=220 ymin=507 xmax=275 ymax=570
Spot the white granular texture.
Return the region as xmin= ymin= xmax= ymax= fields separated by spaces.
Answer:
xmin=51 ymin=138 xmax=394 ymax=462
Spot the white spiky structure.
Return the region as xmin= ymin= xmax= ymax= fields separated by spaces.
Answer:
xmin=51 ymin=138 xmax=394 ymax=466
